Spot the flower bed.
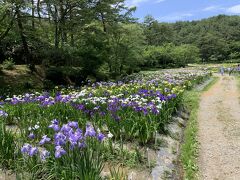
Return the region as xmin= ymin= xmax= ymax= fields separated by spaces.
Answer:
xmin=0 ymin=68 xmax=210 ymax=179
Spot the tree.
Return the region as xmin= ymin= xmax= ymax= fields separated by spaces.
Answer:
xmin=107 ymin=23 xmax=145 ymax=76
xmin=143 ymin=15 xmax=173 ymax=46
xmin=197 ymin=33 xmax=229 ymax=62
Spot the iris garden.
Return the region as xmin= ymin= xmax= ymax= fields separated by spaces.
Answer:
xmin=0 ymin=68 xmax=210 ymax=179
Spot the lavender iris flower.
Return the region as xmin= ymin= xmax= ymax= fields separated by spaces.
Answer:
xmin=69 ymin=130 xmax=83 ymax=148
xmin=49 ymin=119 xmax=60 ymax=131
xmin=68 ymin=121 xmax=78 ymax=128
xmin=0 ymin=110 xmax=8 ymax=117
xmin=39 ymin=135 xmax=51 ymax=145
xmin=21 ymin=144 xmax=38 ymax=157
xmin=78 ymin=142 xmax=86 ymax=148
xmin=55 ymin=146 xmax=66 ymax=158
xmin=97 ymin=133 xmax=105 ymax=142
xmin=84 ymin=124 xmax=96 ymax=137
xmin=40 ymin=149 xmax=50 ymax=161
xmin=21 ymin=143 xmax=32 ymax=154
xmin=61 ymin=124 xmax=72 ymax=134
xmin=29 ymin=147 xmax=38 ymax=157
xmin=54 ymin=132 xmax=67 ymax=146
xmin=28 ymin=132 xmax=35 ymax=139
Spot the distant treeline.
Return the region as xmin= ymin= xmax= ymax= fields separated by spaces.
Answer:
xmin=0 ymin=0 xmax=240 ymax=81
xmin=143 ymin=15 xmax=240 ymax=65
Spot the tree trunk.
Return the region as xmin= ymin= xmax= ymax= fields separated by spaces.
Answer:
xmin=54 ymin=21 xmax=59 ymax=48
xmin=16 ymin=6 xmax=34 ymax=70
xmin=37 ymin=0 xmax=41 ymax=22
xmin=100 ymin=12 xmax=107 ymax=32
xmin=70 ymin=6 xmax=74 ymax=47
xmin=31 ymin=0 xmax=35 ymax=29
xmin=53 ymin=5 xmax=59 ymax=48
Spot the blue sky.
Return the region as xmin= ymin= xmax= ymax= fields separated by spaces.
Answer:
xmin=125 ymin=0 xmax=240 ymax=22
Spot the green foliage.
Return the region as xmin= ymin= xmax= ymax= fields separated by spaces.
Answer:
xmin=45 ymin=67 xmax=86 ymax=87
xmin=0 ymin=118 xmax=16 ymax=169
xmin=109 ymin=165 xmax=127 ymax=180
xmin=2 ymin=57 xmax=15 ymax=70
xmin=107 ymin=23 xmax=145 ymax=77
xmin=197 ymin=33 xmax=229 ymax=62
xmin=143 ymin=15 xmax=174 ymax=46
xmin=143 ymin=15 xmax=240 ymax=63
xmin=181 ymin=91 xmax=200 ymax=180
xmin=143 ymin=44 xmax=200 ymax=68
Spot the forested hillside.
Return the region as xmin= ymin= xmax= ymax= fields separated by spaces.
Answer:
xmin=0 ymin=0 xmax=240 ymax=82
xmin=144 ymin=15 xmax=240 ymax=65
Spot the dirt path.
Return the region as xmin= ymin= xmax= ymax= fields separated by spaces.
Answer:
xmin=198 ymin=75 xmax=240 ymax=180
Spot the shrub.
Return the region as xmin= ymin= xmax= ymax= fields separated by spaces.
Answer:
xmin=2 ymin=58 xmax=15 ymax=70
xmin=45 ymin=67 xmax=67 ymax=85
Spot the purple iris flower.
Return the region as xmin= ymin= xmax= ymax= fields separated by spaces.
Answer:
xmin=167 ymin=93 xmax=177 ymax=100
xmin=29 ymin=147 xmax=38 ymax=157
xmin=151 ymin=107 xmax=159 ymax=115
xmin=69 ymin=130 xmax=83 ymax=148
xmin=61 ymin=124 xmax=72 ymax=134
xmin=11 ymin=98 xmax=20 ymax=105
xmin=75 ymin=128 xmax=83 ymax=137
xmin=99 ymin=111 xmax=106 ymax=117
xmin=39 ymin=135 xmax=51 ymax=145
xmin=97 ymin=133 xmax=105 ymax=142
xmin=68 ymin=121 xmax=78 ymax=128
xmin=77 ymin=104 xmax=85 ymax=110
xmin=55 ymin=146 xmax=66 ymax=158
xmin=28 ymin=132 xmax=35 ymax=139
xmin=0 ymin=110 xmax=8 ymax=117
xmin=40 ymin=149 xmax=50 ymax=161
xmin=48 ymin=119 xmax=60 ymax=131
xmin=21 ymin=143 xmax=32 ymax=154
xmin=78 ymin=142 xmax=86 ymax=149
xmin=55 ymin=93 xmax=62 ymax=102
xmin=84 ymin=124 xmax=96 ymax=137
xmin=54 ymin=132 xmax=67 ymax=146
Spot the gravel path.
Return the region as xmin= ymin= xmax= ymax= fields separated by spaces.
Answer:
xmin=198 ymin=75 xmax=240 ymax=180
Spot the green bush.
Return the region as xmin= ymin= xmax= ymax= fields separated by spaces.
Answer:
xmin=45 ymin=67 xmax=67 ymax=85
xmin=143 ymin=44 xmax=200 ymax=68
xmin=2 ymin=58 xmax=15 ymax=70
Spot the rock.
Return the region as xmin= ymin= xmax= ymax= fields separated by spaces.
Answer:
xmin=172 ymin=117 xmax=186 ymax=127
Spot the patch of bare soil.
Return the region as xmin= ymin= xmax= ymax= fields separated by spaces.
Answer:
xmin=0 ymin=65 xmax=44 ymax=88
xmin=198 ymin=75 xmax=240 ymax=179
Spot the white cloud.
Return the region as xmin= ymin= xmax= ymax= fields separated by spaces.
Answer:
xmin=155 ymin=0 xmax=165 ymax=3
xmin=203 ymin=5 xmax=219 ymax=11
xmin=126 ymin=0 xmax=149 ymax=7
xmin=202 ymin=5 xmax=226 ymax=12
xmin=126 ymin=0 xmax=166 ymax=7
xmin=158 ymin=13 xmax=193 ymax=22
xmin=226 ymin=4 xmax=240 ymax=14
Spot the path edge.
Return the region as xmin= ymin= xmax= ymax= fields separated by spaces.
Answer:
xmin=180 ymin=76 xmax=219 ymax=180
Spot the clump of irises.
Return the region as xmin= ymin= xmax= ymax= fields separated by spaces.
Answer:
xmin=20 ymin=119 xmax=106 ymax=179
xmin=21 ymin=119 xmax=106 ymax=160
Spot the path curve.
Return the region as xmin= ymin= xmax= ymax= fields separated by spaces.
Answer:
xmin=198 ymin=75 xmax=240 ymax=180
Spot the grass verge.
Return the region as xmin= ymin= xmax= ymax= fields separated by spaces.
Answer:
xmin=201 ymin=77 xmax=219 ymax=92
xmin=180 ymin=77 xmax=218 ymax=180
